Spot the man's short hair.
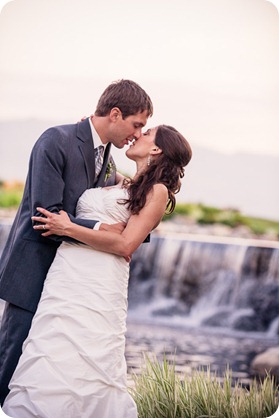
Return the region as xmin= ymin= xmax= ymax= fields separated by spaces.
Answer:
xmin=95 ymin=79 xmax=153 ymax=119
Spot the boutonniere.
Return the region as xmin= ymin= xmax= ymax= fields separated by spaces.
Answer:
xmin=105 ymin=161 xmax=116 ymax=181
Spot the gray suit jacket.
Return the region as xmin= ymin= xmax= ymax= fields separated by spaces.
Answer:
xmin=0 ymin=118 xmax=116 ymax=312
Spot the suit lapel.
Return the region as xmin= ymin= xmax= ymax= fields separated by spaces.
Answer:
xmin=77 ymin=119 xmax=95 ymax=188
xmin=77 ymin=119 xmax=113 ymax=188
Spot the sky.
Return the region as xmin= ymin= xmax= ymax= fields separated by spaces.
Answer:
xmin=0 ymin=0 xmax=278 ymax=221
xmin=0 ymin=0 xmax=278 ymax=156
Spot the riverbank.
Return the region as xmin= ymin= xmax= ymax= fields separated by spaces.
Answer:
xmin=157 ymin=214 xmax=279 ymax=242
xmin=1 ymin=210 xmax=278 ymax=389
xmin=125 ymin=318 xmax=279 ymax=386
xmin=1 ymin=208 xmax=279 ymax=243
xmin=0 ymin=299 xmax=278 ymax=387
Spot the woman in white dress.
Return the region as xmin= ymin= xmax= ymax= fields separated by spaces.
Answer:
xmin=2 ymin=125 xmax=192 ymax=418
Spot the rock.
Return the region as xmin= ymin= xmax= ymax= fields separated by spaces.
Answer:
xmin=251 ymin=347 xmax=279 ymax=377
xmin=250 ymin=284 xmax=279 ymax=329
xmin=201 ymin=308 xmax=232 ymax=327
xmin=230 ymin=309 xmax=264 ymax=332
xmin=152 ymin=301 xmax=190 ymax=317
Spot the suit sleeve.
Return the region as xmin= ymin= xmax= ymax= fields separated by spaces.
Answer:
xmin=29 ymin=128 xmax=98 ymax=242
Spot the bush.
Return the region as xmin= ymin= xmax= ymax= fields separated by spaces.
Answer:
xmin=163 ymin=202 xmax=279 ymax=237
xmin=0 ymin=181 xmax=23 ymax=208
xmin=131 ymin=355 xmax=278 ymax=418
xmin=0 ymin=190 xmax=23 ymax=208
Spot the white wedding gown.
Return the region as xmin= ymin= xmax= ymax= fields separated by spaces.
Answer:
xmin=3 ymin=186 xmax=138 ymax=418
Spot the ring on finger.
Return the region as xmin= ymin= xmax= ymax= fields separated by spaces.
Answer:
xmin=43 ymin=225 xmax=46 ymax=230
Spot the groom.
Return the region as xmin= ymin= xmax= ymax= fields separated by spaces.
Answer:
xmin=0 ymin=79 xmax=153 ymax=405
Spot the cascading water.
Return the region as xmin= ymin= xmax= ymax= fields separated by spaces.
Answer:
xmin=1 ymin=222 xmax=279 ymax=382
xmin=1 ymin=223 xmax=279 ymax=336
xmin=128 ymin=233 xmax=279 ymax=336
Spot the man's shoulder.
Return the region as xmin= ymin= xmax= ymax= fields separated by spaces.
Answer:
xmin=34 ymin=119 xmax=91 ymax=149
xmin=45 ymin=121 xmax=78 ymax=135
xmin=48 ymin=118 xmax=90 ymax=139
xmin=31 ymin=122 xmax=77 ymax=151
xmin=38 ymin=121 xmax=84 ymax=141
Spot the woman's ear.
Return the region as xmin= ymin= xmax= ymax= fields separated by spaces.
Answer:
xmin=150 ymin=147 xmax=162 ymax=156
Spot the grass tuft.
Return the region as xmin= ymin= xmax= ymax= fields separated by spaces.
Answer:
xmin=130 ymin=354 xmax=279 ymax=418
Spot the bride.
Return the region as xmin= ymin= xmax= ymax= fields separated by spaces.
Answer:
xmin=2 ymin=125 xmax=192 ymax=418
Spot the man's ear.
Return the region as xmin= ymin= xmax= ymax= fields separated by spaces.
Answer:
xmin=110 ymin=107 xmax=122 ymax=122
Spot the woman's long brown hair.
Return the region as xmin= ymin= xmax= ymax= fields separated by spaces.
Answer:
xmin=122 ymin=125 xmax=192 ymax=215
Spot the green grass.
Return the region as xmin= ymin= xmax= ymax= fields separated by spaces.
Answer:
xmin=164 ymin=203 xmax=279 ymax=238
xmin=1 ymin=183 xmax=279 ymax=238
xmin=0 ymin=188 xmax=23 ymax=208
xmin=130 ymin=355 xmax=278 ymax=418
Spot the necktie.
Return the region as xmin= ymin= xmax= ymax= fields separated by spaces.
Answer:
xmin=95 ymin=145 xmax=104 ymax=177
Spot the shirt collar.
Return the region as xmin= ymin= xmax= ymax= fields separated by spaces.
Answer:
xmin=88 ymin=116 xmax=107 ymax=150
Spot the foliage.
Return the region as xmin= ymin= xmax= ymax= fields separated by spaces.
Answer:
xmin=1 ymin=181 xmax=279 ymax=238
xmin=0 ymin=181 xmax=23 ymax=208
xmin=164 ymin=202 xmax=279 ymax=238
xmin=131 ymin=355 xmax=279 ymax=418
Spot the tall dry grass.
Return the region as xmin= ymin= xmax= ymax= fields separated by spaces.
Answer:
xmin=130 ymin=355 xmax=278 ymax=418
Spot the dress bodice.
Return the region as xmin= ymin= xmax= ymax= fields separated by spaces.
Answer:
xmin=76 ymin=186 xmax=130 ymax=225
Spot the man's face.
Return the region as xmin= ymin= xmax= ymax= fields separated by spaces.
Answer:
xmin=109 ymin=109 xmax=149 ymax=149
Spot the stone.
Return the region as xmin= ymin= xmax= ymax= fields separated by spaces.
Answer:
xmin=251 ymin=347 xmax=279 ymax=377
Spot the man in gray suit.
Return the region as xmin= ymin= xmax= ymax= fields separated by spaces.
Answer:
xmin=0 ymin=79 xmax=153 ymax=404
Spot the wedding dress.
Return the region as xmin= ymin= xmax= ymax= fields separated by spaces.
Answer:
xmin=2 ymin=186 xmax=138 ymax=418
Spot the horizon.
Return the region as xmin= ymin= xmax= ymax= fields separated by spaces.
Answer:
xmin=0 ymin=0 xmax=278 ymax=221
xmin=1 ymin=115 xmax=279 ymax=159
xmin=0 ymin=0 xmax=279 ymax=157
xmin=0 ymin=118 xmax=278 ymax=222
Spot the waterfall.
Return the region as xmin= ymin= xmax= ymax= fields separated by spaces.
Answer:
xmin=128 ymin=234 xmax=279 ymax=335
xmin=1 ymin=222 xmax=279 ymax=335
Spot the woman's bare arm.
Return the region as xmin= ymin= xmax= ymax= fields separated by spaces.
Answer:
xmin=32 ymin=184 xmax=168 ymax=258
xmin=115 ymin=171 xmax=125 ymax=184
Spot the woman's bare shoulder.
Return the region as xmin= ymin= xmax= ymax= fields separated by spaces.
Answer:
xmin=147 ymin=183 xmax=168 ymax=203
xmin=152 ymin=182 xmax=168 ymax=194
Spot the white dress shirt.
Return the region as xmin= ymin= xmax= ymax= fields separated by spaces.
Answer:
xmin=88 ymin=117 xmax=107 ymax=230
xmin=88 ymin=117 xmax=108 ymax=151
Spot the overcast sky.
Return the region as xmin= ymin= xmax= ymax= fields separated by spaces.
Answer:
xmin=0 ymin=0 xmax=278 ymax=157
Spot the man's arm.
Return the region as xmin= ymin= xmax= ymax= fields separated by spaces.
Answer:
xmin=29 ymin=128 xmax=97 ymax=240
xmin=30 ymin=128 xmax=125 ymax=241
xmin=33 ymin=184 xmax=167 ymax=256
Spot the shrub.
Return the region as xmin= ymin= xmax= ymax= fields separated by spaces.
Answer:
xmin=0 ymin=190 xmax=23 ymax=208
xmin=131 ymin=355 xmax=279 ymax=418
xmin=0 ymin=181 xmax=23 ymax=208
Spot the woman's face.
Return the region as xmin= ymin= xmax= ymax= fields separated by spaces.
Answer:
xmin=126 ymin=127 xmax=158 ymax=161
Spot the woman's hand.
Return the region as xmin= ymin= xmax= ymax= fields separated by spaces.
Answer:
xmin=32 ymin=208 xmax=71 ymax=237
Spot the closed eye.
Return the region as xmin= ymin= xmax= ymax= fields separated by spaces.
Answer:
xmin=134 ymin=123 xmax=144 ymax=129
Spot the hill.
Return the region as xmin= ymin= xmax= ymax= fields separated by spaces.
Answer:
xmin=0 ymin=119 xmax=278 ymax=221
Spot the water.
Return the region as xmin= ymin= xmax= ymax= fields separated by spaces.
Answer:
xmin=124 ymin=232 xmax=279 ymax=385
xmin=128 ymin=233 xmax=279 ymax=334
xmin=125 ymin=318 xmax=279 ymax=386
xmin=1 ymin=223 xmax=279 ymax=386
xmin=0 ymin=298 xmax=277 ymax=387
